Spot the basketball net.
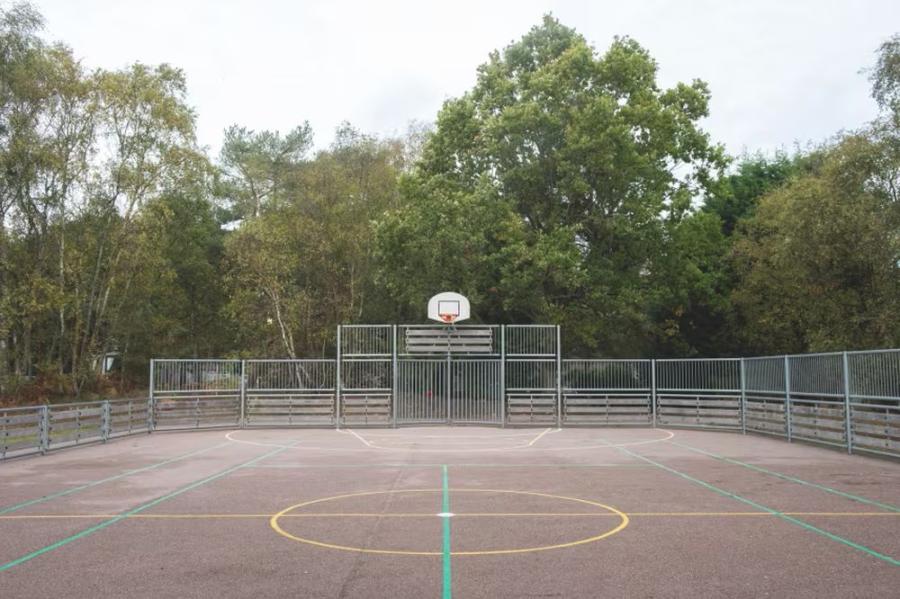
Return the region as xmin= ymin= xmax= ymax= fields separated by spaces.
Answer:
xmin=439 ymin=313 xmax=456 ymax=324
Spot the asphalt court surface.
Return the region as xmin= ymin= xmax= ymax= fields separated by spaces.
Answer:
xmin=1 ymin=426 xmax=899 ymax=598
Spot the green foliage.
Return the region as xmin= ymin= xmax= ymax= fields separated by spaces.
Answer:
xmin=380 ymin=15 xmax=726 ymax=354
xmin=703 ymin=152 xmax=808 ymax=234
xmin=224 ymin=126 xmax=401 ymax=357
xmin=871 ymin=33 xmax=900 ymax=121
xmin=219 ymin=123 xmax=313 ymax=219
xmin=732 ymin=132 xmax=900 ymax=352
xmin=2 ymin=6 xmax=899 ymax=403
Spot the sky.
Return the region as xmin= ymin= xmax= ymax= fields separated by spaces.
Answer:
xmin=32 ymin=0 xmax=900 ymax=160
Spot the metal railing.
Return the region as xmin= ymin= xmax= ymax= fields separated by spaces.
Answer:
xmin=1 ymin=398 xmax=150 ymax=460
xmin=3 ymin=343 xmax=899 ymax=461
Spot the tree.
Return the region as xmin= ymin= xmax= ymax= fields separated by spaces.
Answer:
xmin=219 ymin=123 xmax=313 ymax=219
xmin=871 ymin=33 xmax=900 ymax=122
xmin=703 ymin=152 xmax=811 ymax=235
xmin=225 ymin=125 xmax=402 ymax=357
xmin=377 ymin=15 xmax=726 ymax=354
xmin=732 ymin=133 xmax=900 ymax=352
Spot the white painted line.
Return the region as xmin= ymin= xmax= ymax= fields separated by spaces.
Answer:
xmin=223 ymin=429 xmax=676 ymax=453
xmin=527 ymin=428 xmax=552 ymax=447
xmin=345 ymin=429 xmax=374 ymax=448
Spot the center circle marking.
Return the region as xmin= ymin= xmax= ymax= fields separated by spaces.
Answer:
xmin=270 ymin=489 xmax=629 ymax=556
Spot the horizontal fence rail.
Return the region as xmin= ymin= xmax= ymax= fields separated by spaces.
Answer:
xmin=3 ymin=334 xmax=899 ymax=461
xmin=1 ymin=398 xmax=150 ymax=459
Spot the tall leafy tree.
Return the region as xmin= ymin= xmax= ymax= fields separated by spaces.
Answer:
xmin=219 ymin=123 xmax=313 ymax=219
xmin=377 ymin=15 xmax=726 ymax=354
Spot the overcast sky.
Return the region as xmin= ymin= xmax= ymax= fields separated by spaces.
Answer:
xmin=33 ymin=0 xmax=899 ymax=159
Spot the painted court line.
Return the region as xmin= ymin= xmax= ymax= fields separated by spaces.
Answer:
xmin=603 ymin=440 xmax=900 ymax=567
xmin=668 ymin=440 xmax=900 ymax=513
xmin=344 ymin=429 xmax=375 ymax=448
xmin=441 ymin=465 xmax=452 ymax=599
xmin=526 ymin=428 xmax=553 ymax=446
xmin=246 ymin=463 xmax=650 ymax=469
xmin=0 ymin=441 xmax=299 ymax=573
xmin=0 ymin=441 xmax=231 ymax=515
xmin=2 ymin=511 xmax=898 ymax=520
xmin=226 ymin=429 xmax=676 ymax=453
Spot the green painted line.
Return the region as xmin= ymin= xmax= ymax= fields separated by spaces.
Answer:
xmin=441 ymin=465 xmax=452 ymax=599
xmin=669 ymin=440 xmax=900 ymax=513
xmin=0 ymin=442 xmax=232 ymax=515
xmin=0 ymin=442 xmax=298 ymax=573
xmin=602 ymin=440 xmax=900 ymax=567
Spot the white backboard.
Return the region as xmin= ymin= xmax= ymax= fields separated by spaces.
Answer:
xmin=427 ymin=292 xmax=471 ymax=324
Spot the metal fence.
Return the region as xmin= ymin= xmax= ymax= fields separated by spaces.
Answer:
xmin=3 ymin=338 xmax=899 ymax=460
xmin=1 ymin=398 xmax=150 ymax=460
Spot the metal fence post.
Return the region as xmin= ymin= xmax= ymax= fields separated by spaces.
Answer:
xmin=842 ymin=351 xmax=853 ymax=454
xmin=101 ymin=400 xmax=111 ymax=442
xmin=335 ymin=326 xmax=342 ymax=429
xmin=500 ymin=325 xmax=506 ymax=428
xmin=651 ymin=360 xmax=657 ymax=428
xmin=739 ymin=358 xmax=747 ymax=434
xmin=784 ymin=355 xmax=792 ymax=442
xmin=39 ymin=405 xmax=50 ymax=454
xmin=392 ymin=325 xmax=398 ymax=428
xmin=240 ymin=360 xmax=247 ymax=429
xmin=148 ymin=359 xmax=156 ymax=433
xmin=556 ymin=325 xmax=562 ymax=428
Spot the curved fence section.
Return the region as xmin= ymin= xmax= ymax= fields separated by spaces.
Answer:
xmin=1 ymin=398 xmax=149 ymax=459
xmin=562 ymin=360 xmax=652 ymax=425
xmin=656 ymin=359 xmax=741 ymax=429
xmin=3 ymin=338 xmax=899 ymax=460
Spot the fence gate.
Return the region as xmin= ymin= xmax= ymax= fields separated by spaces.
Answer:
xmin=393 ymin=325 xmax=503 ymax=425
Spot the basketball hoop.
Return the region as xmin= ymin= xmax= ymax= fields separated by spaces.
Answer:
xmin=427 ymin=292 xmax=470 ymax=325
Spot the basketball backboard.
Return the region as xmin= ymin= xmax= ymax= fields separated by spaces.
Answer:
xmin=427 ymin=292 xmax=471 ymax=324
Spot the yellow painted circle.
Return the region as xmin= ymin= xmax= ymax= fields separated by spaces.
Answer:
xmin=269 ymin=489 xmax=629 ymax=556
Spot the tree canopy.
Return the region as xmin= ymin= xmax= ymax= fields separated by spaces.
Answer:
xmin=0 ymin=4 xmax=897 ymax=401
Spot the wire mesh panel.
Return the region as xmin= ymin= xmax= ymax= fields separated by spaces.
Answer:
xmin=562 ymin=360 xmax=652 ymax=425
xmin=396 ymin=359 xmax=447 ymax=423
xmin=787 ymin=353 xmax=846 ymax=447
xmin=341 ymin=325 xmax=393 ymax=356
xmin=450 ymin=360 xmax=503 ymax=424
xmin=340 ymin=358 xmax=392 ymax=425
xmin=505 ymin=325 xmax=557 ymax=356
xmin=506 ymin=359 xmax=558 ymax=424
xmin=744 ymin=356 xmax=787 ymax=436
xmin=245 ymin=360 xmax=336 ymax=426
xmin=656 ymin=359 xmax=741 ymax=428
xmin=152 ymin=360 xmax=241 ymax=429
xmin=338 ymin=325 xmax=395 ymax=426
xmin=848 ymin=349 xmax=900 ymax=457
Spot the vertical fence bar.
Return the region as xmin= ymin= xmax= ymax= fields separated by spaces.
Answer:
xmin=445 ymin=351 xmax=451 ymax=423
xmin=739 ymin=358 xmax=746 ymax=434
xmin=336 ymin=326 xmax=342 ymax=428
xmin=101 ymin=400 xmax=111 ymax=442
xmin=148 ymin=359 xmax=156 ymax=433
xmin=651 ymin=359 xmax=657 ymax=428
xmin=239 ymin=360 xmax=246 ymax=429
xmin=556 ymin=325 xmax=562 ymax=428
xmin=500 ymin=325 xmax=506 ymax=428
xmin=842 ymin=351 xmax=852 ymax=454
xmin=784 ymin=355 xmax=792 ymax=442
xmin=39 ymin=405 xmax=50 ymax=454
xmin=392 ymin=325 xmax=398 ymax=428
